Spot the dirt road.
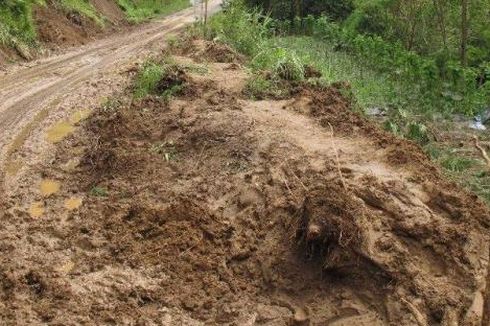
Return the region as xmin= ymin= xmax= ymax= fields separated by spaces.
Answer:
xmin=0 ymin=1 xmax=220 ymax=172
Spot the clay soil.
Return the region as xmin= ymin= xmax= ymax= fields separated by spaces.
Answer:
xmin=0 ymin=41 xmax=489 ymax=325
xmin=34 ymin=0 xmax=126 ymax=50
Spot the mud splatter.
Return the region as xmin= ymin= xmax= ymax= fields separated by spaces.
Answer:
xmin=40 ymin=179 xmax=60 ymax=196
xmin=29 ymin=201 xmax=45 ymax=218
xmin=5 ymin=160 xmax=22 ymax=175
xmin=46 ymin=121 xmax=75 ymax=143
xmin=64 ymin=197 xmax=82 ymax=210
xmin=57 ymin=260 xmax=75 ymax=274
xmin=69 ymin=109 xmax=91 ymax=125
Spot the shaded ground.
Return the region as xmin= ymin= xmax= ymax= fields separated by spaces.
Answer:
xmin=0 ymin=40 xmax=488 ymax=325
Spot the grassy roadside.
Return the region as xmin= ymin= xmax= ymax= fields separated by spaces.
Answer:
xmin=116 ymin=0 xmax=190 ymax=23
xmin=0 ymin=0 xmax=103 ymax=52
xmin=0 ymin=0 xmax=191 ymax=57
xmin=200 ymin=0 xmax=490 ymax=204
xmin=0 ymin=0 xmax=43 ymax=50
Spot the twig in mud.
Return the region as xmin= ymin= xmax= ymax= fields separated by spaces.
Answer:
xmin=280 ymin=173 xmax=293 ymax=197
xmin=327 ymin=122 xmax=347 ymax=190
xmin=401 ymin=298 xmax=428 ymax=326
xmin=286 ymin=164 xmax=308 ymax=192
xmin=192 ymin=144 xmax=208 ymax=171
xmin=178 ymin=234 xmax=203 ymax=257
xmin=473 ymin=135 xmax=490 ymax=168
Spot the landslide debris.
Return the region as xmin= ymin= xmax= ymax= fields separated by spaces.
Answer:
xmin=0 ymin=40 xmax=488 ymax=325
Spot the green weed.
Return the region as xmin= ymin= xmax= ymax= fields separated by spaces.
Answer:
xmin=134 ymin=62 xmax=166 ymax=98
xmin=90 ymin=186 xmax=108 ymax=197
xmin=151 ymin=141 xmax=178 ymax=161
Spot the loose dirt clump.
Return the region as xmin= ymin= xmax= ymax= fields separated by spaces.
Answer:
xmin=0 ymin=46 xmax=489 ymax=325
xmin=182 ymin=39 xmax=245 ymax=64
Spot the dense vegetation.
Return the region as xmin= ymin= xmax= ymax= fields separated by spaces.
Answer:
xmin=203 ymin=0 xmax=490 ymax=202
xmin=0 ymin=0 xmax=43 ymax=49
xmin=240 ymin=0 xmax=490 ymax=117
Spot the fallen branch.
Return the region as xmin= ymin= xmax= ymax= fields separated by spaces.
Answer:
xmin=473 ymin=135 xmax=490 ymax=168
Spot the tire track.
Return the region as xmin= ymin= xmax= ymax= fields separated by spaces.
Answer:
xmin=0 ymin=1 xmax=221 ymax=169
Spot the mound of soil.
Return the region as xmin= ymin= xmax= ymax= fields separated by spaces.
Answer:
xmin=0 ymin=47 xmax=489 ymax=325
xmin=188 ymin=40 xmax=245 ymax=64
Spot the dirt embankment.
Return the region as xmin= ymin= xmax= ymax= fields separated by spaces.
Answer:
xmin=0 ymin=41 xmax=489 ymax=325
xmin=34 ymin=0 xmax=126 ymax=49
xmin=0 ymin=0 xmax=126 ymax=64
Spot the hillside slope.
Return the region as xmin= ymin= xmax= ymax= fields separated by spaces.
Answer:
xmin=0 ymin=0 xmax=189 ymax=64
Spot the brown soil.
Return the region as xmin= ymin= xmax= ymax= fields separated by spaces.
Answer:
xmin=193 ymin=41 xmax=245 ymax=64
xmin=90 ymin=0 xmax=126 ymax=25
xmin=34 ymin=1 xmax=102 ymax=48
xmin=0 ymin=41 xmax=489 ymax=325
xmin=0 ymin=0 xmax=126 ymax=64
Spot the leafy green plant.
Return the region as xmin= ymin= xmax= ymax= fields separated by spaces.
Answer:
xmin=252 ymin=47 xmax=305 ymax=81
xmin=0 ymin=0 xmax=44 ymax=50
xmin=207 ymin=0 xmax=271 ymax=56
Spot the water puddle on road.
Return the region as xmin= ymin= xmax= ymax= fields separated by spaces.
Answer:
xmin=64 ymin=197 xmax=82 ymax=210
xmin=69 ymin=109 xmax=91 ymax=125
xmin=29 ymin=201 xmax=45 ymax=218
xmin=40 ymin=179 xmax=60 ymax=196
xmin=45 ymin=109 xmax=92 ymax=143
xmin=46 ymin=121 xmax=75 ymax=143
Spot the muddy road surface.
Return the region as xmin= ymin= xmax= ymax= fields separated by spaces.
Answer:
xmin=0 ymin=0 xmax=221 ymax=172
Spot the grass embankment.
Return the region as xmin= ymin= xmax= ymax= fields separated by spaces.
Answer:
xmin=201 ymin=1 xmax=490 ymax=203
xmin=0 ymin=0 xmax=43 ymax=52
xmin=116 ymin=0 xmax=190 ymax=23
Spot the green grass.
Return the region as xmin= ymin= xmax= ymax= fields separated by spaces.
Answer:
xmin=134 ymin=62 xmax=167 ymax=98
xmin=90 ymin=186 xmax=109 ymax=197
xmin=0 ymin=1 xmax=43 ymax=49
xmin=271 ymin=36 xmax=400 ymax=112
xmin=58 ymin=0 xmax=104 ymax=26
xmin=117 ymin=0 xmax=190 ymax=23
xmin=133 ymin=59 xmax=187 ymax=100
